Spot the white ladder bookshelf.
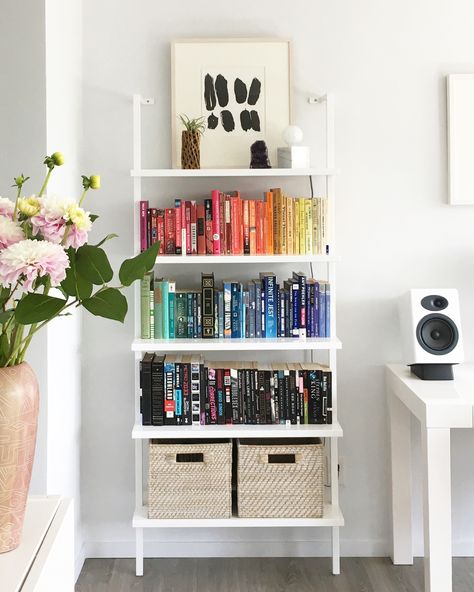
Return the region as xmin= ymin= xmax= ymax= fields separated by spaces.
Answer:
xmin=131 ymin=93 xmax=343 ymax=577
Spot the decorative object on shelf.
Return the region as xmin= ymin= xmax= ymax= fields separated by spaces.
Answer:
xmin=250 ymin=140 xmax=271 ymax=169
xmin=0 ymin=154 xmax=160 ymax=554
xmin=179 ymin=114 xmax=205 ymax=170
xmin=277 ymin=125 xmax=310 ymax=169
xmin=171 ymin=39 xmax=291 ymax=168
xmin=447 ymin=74 xmax=474 ymax=204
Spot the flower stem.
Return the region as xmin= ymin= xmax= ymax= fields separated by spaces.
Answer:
xmin=13 ymin=185 xmax=22 ymax=219
xmin=39 ymin=168 xmax=52 ymax=197
xmin=79 ymin=187 xmax=89 ymax=207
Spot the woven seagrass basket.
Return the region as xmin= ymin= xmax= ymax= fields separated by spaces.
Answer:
xmin=237 ymin=438 xmax=324 ymax=518
xmin=148 ymin=439 xmax=232 ymax=519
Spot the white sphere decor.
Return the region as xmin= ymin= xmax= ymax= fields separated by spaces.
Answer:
xmin=282 ymin=125 xmax=304 ymax=146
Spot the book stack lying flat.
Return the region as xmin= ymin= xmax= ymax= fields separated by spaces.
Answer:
xmin=140 ymin=354 xmax=332 ymax=427
xmin=140 ymin=271 xmax=330 ymax=340
xmin=139 ymin=188 xmax=329 ymax=256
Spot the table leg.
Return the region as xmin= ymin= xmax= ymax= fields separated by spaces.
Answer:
xmin=421 ymin=428 xmax=452 ymax=592
xmin=388 ymin=390 xmax=413 ymax=564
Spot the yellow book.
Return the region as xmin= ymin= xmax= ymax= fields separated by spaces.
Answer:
xmin=320 ymin=197 xmax=329 ymax=255
xmin=286 ymin=197 xmax=293 ymax=255
xmin=298 ymin=197 xmax=305 ymax=254
xmin=294 ymin=199 xmax=300 ymax=254
xmin=305 ymin=198 xmax=312 ymax=255
xmin=312 ymin=197 xmax=320 ymax=254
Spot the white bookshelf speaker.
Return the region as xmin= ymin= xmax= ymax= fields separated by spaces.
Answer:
xmin=399 ymin=288 xmax=463 ymax=380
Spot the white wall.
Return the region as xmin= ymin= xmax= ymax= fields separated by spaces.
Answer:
xmin=81 ymin=0 xmax=474 ymax=557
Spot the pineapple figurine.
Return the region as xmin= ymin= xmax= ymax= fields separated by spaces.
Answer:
xmin=179 ymin=114 xmax=205 ymax=169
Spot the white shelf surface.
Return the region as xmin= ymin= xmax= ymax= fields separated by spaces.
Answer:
xmin=154 ymin=254 xmax=338 ymax=265
xmin=131 ymin=167 xmax=337 ymax=178
xmin=132 ymin=337 xmax=342 ymax=352
xmin=133 ymin=503 xmax=344 ymax=528
xmin=132 ymin=421 xmax=343 ymax=439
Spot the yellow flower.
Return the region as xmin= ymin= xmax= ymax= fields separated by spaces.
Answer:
xmin=51 ymin=152 xmax=65 ymax=166
xmin=17 ymin=196 xmax=40 ymax=217
xmin=89 ymin=175 xmax=101 ymax=189
xmin=66 ymin=204 xmax=92 ymax=231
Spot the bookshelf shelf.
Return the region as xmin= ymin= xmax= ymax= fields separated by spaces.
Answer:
xmin=131 ymin=167 xmax=338 ymax=178
xmin=154 ymin=254 xmax=339 ymax=265
xmin=132 ymin=336 xmax=342 ymax=352
xmin=132 ymin=421 xmax=343 ymax=439
xmin=131 ymin=93 xmax=341 ymax=578
xmin=133 ymin=503 xmax=344 ymax=528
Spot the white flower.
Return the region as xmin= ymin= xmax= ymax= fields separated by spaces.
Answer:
xmin=0 ymin=215 xmax=24 ymax=249
xmin=0 ymin=197 xmax=15 ymax=218
xmin=18 ymin=196 xmax=41 ymax=217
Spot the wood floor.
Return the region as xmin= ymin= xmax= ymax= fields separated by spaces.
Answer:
xmin=76 ymin=557 xmax=474 ymax=591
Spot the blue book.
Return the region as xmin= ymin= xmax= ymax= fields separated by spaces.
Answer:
xmin=325 ymin=282 xmax=330 ymax=338
xmin=261 ymin=282 xmax=265 ymax=337
xmin=162 ymin=280 xmax=169 ymax=339
xmin=223 ymin=281 xmax=232 ymax=338
xmin=313 ymin=281 xmax=319 ymax=337
xmin=196 ymin=293 xmax=202 ymax=338
xmin=319 ymin=282 xmax=326 ymax=338
xmin=260 ymin=273 xmax=277 ymax=338
xmin=248 ymin=282 xmax=256 ymax=338
xmin=186 ymin=292 xmax=194 ymax=338
xmin=253 ymin=280 xmax=262 ymax=338
xmin=243 ymin=290 xmax=249 ymax=338
xmin=218 ymin=290 xmax=224 ymax=338
xmin=306 ymin=281 xmax=313 ymax=338
xmin=240 ymin=285 xmax=245 ymax=338
xmin=168 ymin=281 xmax=176 ymax=339
xmin=164 ymin=360 xmax=175 ymax=424
xmin=231 ymin=283 xmax=241 ymax=338
xmin=284 ymin=280 xmax=299 ymax=338
xmin=174 ymin=359 xmax=183 ymax=423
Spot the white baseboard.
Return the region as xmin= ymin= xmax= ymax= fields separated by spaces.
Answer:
xmin=75 ymin=542 xmax=86 ymax=582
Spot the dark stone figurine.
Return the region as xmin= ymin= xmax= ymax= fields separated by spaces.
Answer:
xmin=250 ymin=140 xmax=272 ymax=169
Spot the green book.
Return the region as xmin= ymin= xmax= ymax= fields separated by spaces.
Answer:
xmin=140 ymin=273 xmax=151 ymax=339
xmin=154 ymin=279 xmax=163 ymax=339
xmin=175 ymin=292 xmax=187 ymax=338
xmin=162 ymin=280 xmax=169 ymax=339
xmin=168 ymin=280 xmax=176 ymax=339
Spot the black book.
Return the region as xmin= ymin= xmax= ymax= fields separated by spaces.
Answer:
xmin=151 ymin=354 xmax=165 ymax=426
xmin=140 ymin=352 xmax=154 ymax=425
xmin=308 ymin=367 xmax=323 ymax=424
xmin=201 ymin=272 xmax=215 ymax=338
xmin=283 ymin=369 xmax=291 ymax=425
xmin=322 ymin=370 xmax=332 ymax=424
xmin=257 ymin=368 xmax=266 ymax=424
xmin=174 ymin=356 xmax=183 ymax=425
xmin=272 ymin=367 xmax=280 ymax=424
xmin=277 ymin=369 xmax=286 ymax=424
xmin=263 ymin=369 xmax=272 ymax=424
xmin=326 ymin=370 xmax=333 ymax=424
xmin=243 ymin=368 xmax=252 ymax=424
xmin=182 ymin=356 xmax=192 ymax=425
xmin=288 ymin=370 xmax=297 ymax=425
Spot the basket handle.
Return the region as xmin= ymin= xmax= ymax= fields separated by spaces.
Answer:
xmin=164 ymin=452 xmax=211 ymax=464
xmin=260 ymin=452 xmax=301 ymax=464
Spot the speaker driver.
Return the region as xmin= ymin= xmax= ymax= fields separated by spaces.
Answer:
xmin=416 ymin=313 xmax=458 ymax=355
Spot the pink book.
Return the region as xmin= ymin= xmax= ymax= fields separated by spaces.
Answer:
xmin=211 ymin=189 xmax=221 ymax=254
xmin=139 ymin=200 xmax=149 ymax=252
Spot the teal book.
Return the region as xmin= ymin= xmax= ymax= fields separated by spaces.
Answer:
xmin=175 ymin=292 xmax=187 ymax=338
xmin=168 ymin=280 xmax=176 ymax=339
xmin=154 ymin=279 xmax=163 ymax=339
xmin=162 ymin=280 xmax=169 ymax=339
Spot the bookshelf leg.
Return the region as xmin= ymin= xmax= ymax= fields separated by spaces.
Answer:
xmin=331 ymin=526 xmax=340 ymax=575
xmin=136 ymin=528 xmax=144 ymax=576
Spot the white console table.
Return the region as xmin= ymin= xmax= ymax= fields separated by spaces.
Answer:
xmin=0 ymin=496 xmax=74 ymax=592
xmin=386 ymin=364 xmax=474 ymax=592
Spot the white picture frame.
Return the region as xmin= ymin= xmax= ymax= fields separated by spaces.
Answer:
xmin=447 ymin=73 xmax=474 ymax=205
xmin=171 ymin=38 xmax=291 ymax=169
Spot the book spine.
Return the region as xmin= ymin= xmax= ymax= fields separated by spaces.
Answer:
xmin=175 ymin=199 xmax=182 ymax=255
xmin=167 ymin=282 xmax=175 ymax=338
xmin=312 ymin=197 xmax=319 ymax=255
xmin=146 ymin=208 xmax=152 ymax=248
xmin=293 ymin=273 xmax=307 ymax=338
xmin=325 ymin=282 xmax=331 ymax=338
xmin=286 ymin=197 xmax=293 ymax=255
xmin=182 ymin=362 xmax=192 ymax=425
xmin=289 ymin=370 xmax=297 ymax=424
xmin=151 ymin=356 xmax=164 ymax=426
xmin=139 ymin=357 xmax=152 ymax=425
xmin=313 ymin=281 xmax=319 ymax=337
xmin=216 ymin=368 xmax=225 ymax=424
xmin=154 ymin=282 xmax=163 ymax=339
xmin=223 ymin=282 xmax=232 ymax=338
xmin=184 ymin=200 xmax=191 ymax=255
xmin=164 ymin=208 xmax=175 ymax=254
xmin=257 ymin=370 xmax=266 ymax=424
xmin=243 ymin=289 xmax=249 ymax=338
xmin=307 ymin=283 xmax=314 ymax=338
xmin=305 ymin=199 xmax=312 ymax=254
xmin=319 ymin=282 xmax=326 ymax=338
xmin=243 ymin=200 xmax=250 ymax=255
xmin=291 ymin=282 xmax=299 ymax=337
xmin=190 ymin=201 xmax=197 ymax=254
xmin=263 ymin=275 xmax=277 ymax=338
xmin=186 ymin=292 xmax=194 ymax=338
xmin=281 ymin=194 xmax=287 ymax=254
xmin=321 ymin=197 xmax=329 ymax=254
xmin=174 ymin=361 xmax=183 ymax=425
xmin=265 ymin=191 xmax=273 ymax=254
xmin=224 ymin=195 xmax=232 ymax=255
xmin=175 ymin=293 xmax=187 ymax=338
xmin=261 ymin=282 xmax=265 ymax=337
xmin=191 ymin=360 xmax=201 ymax=425
xmin=272 ymin=188 xmax=280 ymax=254
xmin=218 ymin=290 xmax=224 ymax=338
xmin=248 ymin=282 xmax=256 ymax=338
xmin=214 ymin=292 xmax=219 ymax=337
xmin=204 ymin=199 xmax=213 ymax=254
xmin=197 ymin=203 xmax=206 ymax=255
xmin=140 ymin=200 xmax=149 ymax=251
xmin=224 ymin=368 xmax=232 ymax=424
xmin=219 ymin=192 xmax=226 ymax=255
xmin=201 ymin=273 xmax=215 ymax=338
xmin=231 ymin=283 xmax=241 ymax=338
xmin=249 ymin=200 xmax=256 ymax=255
xmin=211 ymin=190 xmax=221 ymax=254
xmin=230 ymin=368 xmax=240 ymax=424
xmin=208 ymin=367 xmax=217 ymax=424
xmin=279 ymin=288 xmax=285 ymax=338
xmin=294 ymin=199 xmax=300 ymax=255
xmin=156 ymin=209 xmax=165 ymax=255
xmin=230 ymin=197 xmax=240 ymax=255
xmin=254 ymin=280 xmax=262 ymax=338
xmin=325 ymin=371 xmax=332 ymax=424
xmin=201 ymin=364 xmax=207 ymax=425
xmin=272 ymin=370 xmax=279 ymax=424
xmin=140 ymin=275 xmax=151 ymax=339
xmin=164 ymin=361 xmax=175 ymax=424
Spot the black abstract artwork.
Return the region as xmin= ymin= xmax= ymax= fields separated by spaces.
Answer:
xmin=203 ymin=71 xmax=263 ymax=134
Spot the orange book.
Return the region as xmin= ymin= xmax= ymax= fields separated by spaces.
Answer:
xmin=280 ymin=194 xmax=287 ymax=254
xmin=256 ymin=200 xmax=264 ymax=254
xmin=286 ymin=197 xmax=294 ymax=255
xmin=265 ymin=191 xmax=273 ymax=254
xmin=249 ymin=200 xmax=256 ymax=255
xmin=271 ymin=188 xmax=281 ymax=254
xmin=243 ymin=200 xmax=250 ymax=254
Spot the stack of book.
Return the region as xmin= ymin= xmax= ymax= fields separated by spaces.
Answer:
xmin=140 ymin=271 xmax=330 ymax=340
xmin=140 ymin=188 xmax=329 ymax=256
xmin=140 ymin=354 xmax=332 ymax=426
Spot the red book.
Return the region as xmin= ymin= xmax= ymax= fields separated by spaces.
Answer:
xmin=256 ymin=201 xmax=264 ymax=255
xmin=190 ymin=201 xmax=197 ymax=254
xmin=242 ymin=200 xmax=250 ymax=255
xmin=139 ymin=200 xmax=148 ymax=252
xmin=185 ymin=201 xmax=191 ymax=254
xmin=225 ymin=195 xmax=232 ymax=255
xmin=156 ymin=209 xmax=165 ymax=254
xmin=175 ymin=199 xmax=182 ymax=255
xmin=164 ymin=208 xmax=175 ymax=254
xmin=146 ymin=208 xmax=152 ymax=249
xmin=205 ymin=199 xmax=213 ymax=254
xmin=211 ymin=190 xmax=221 ymax=254
xmin=197 ymin=203 xmax=206 ymax=254
xmin=219 ymin=192 xmax=226 ymax=255
xmin=230 ymin=197 xmax=240 ymax=255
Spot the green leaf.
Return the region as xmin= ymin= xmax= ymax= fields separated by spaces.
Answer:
xmin=0 ymin=287 xmax=10 ymax=307
xmin=90 ymin=214 xmax=99 ymax=222
xmin=119 ymin=241 xmax=160 ymax=287
xmin=0 ymin=333 xmax=9 ymax=361
xmin=0 ymin=310 xmax=14 ymax=325
xmin=82 ymin=288 xmax=128 ymax=322
xmin=92 ymin=233 xmax=118 ymax=248
xmin=60 ymin=249 xmax=93 ymax=300
xmin=15 ymin=294 xmax=66 ymax=325
xmin=76 ymin=244 xmax=113 ymax=285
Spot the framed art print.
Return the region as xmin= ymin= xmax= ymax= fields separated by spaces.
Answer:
xmin=171 ymin=38 xmax=291 ymax=168
xmin=447 ymin=74 xmax=474 ymax=205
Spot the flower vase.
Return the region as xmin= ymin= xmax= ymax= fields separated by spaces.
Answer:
xmin=181 ymin=130 xmax=201 ymax=169
xmin=0 ymin=363 xmax=39 ymax=553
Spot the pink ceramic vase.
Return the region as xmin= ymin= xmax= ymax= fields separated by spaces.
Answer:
xmin=0 ymin=362 xmax=39 ymax=553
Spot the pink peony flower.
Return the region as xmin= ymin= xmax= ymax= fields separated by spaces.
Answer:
xmin=0 ymin=239 xmax=69 ymax=292
xmin=0 ymin=215 xmax=25 ymax=249
xmin=0 ymin=197 xmax=15 ymax=218
xmin=30 ymin=196 xmax=91 ymax=247
xmin=63 ymin=226 xmax=88 ymax=249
